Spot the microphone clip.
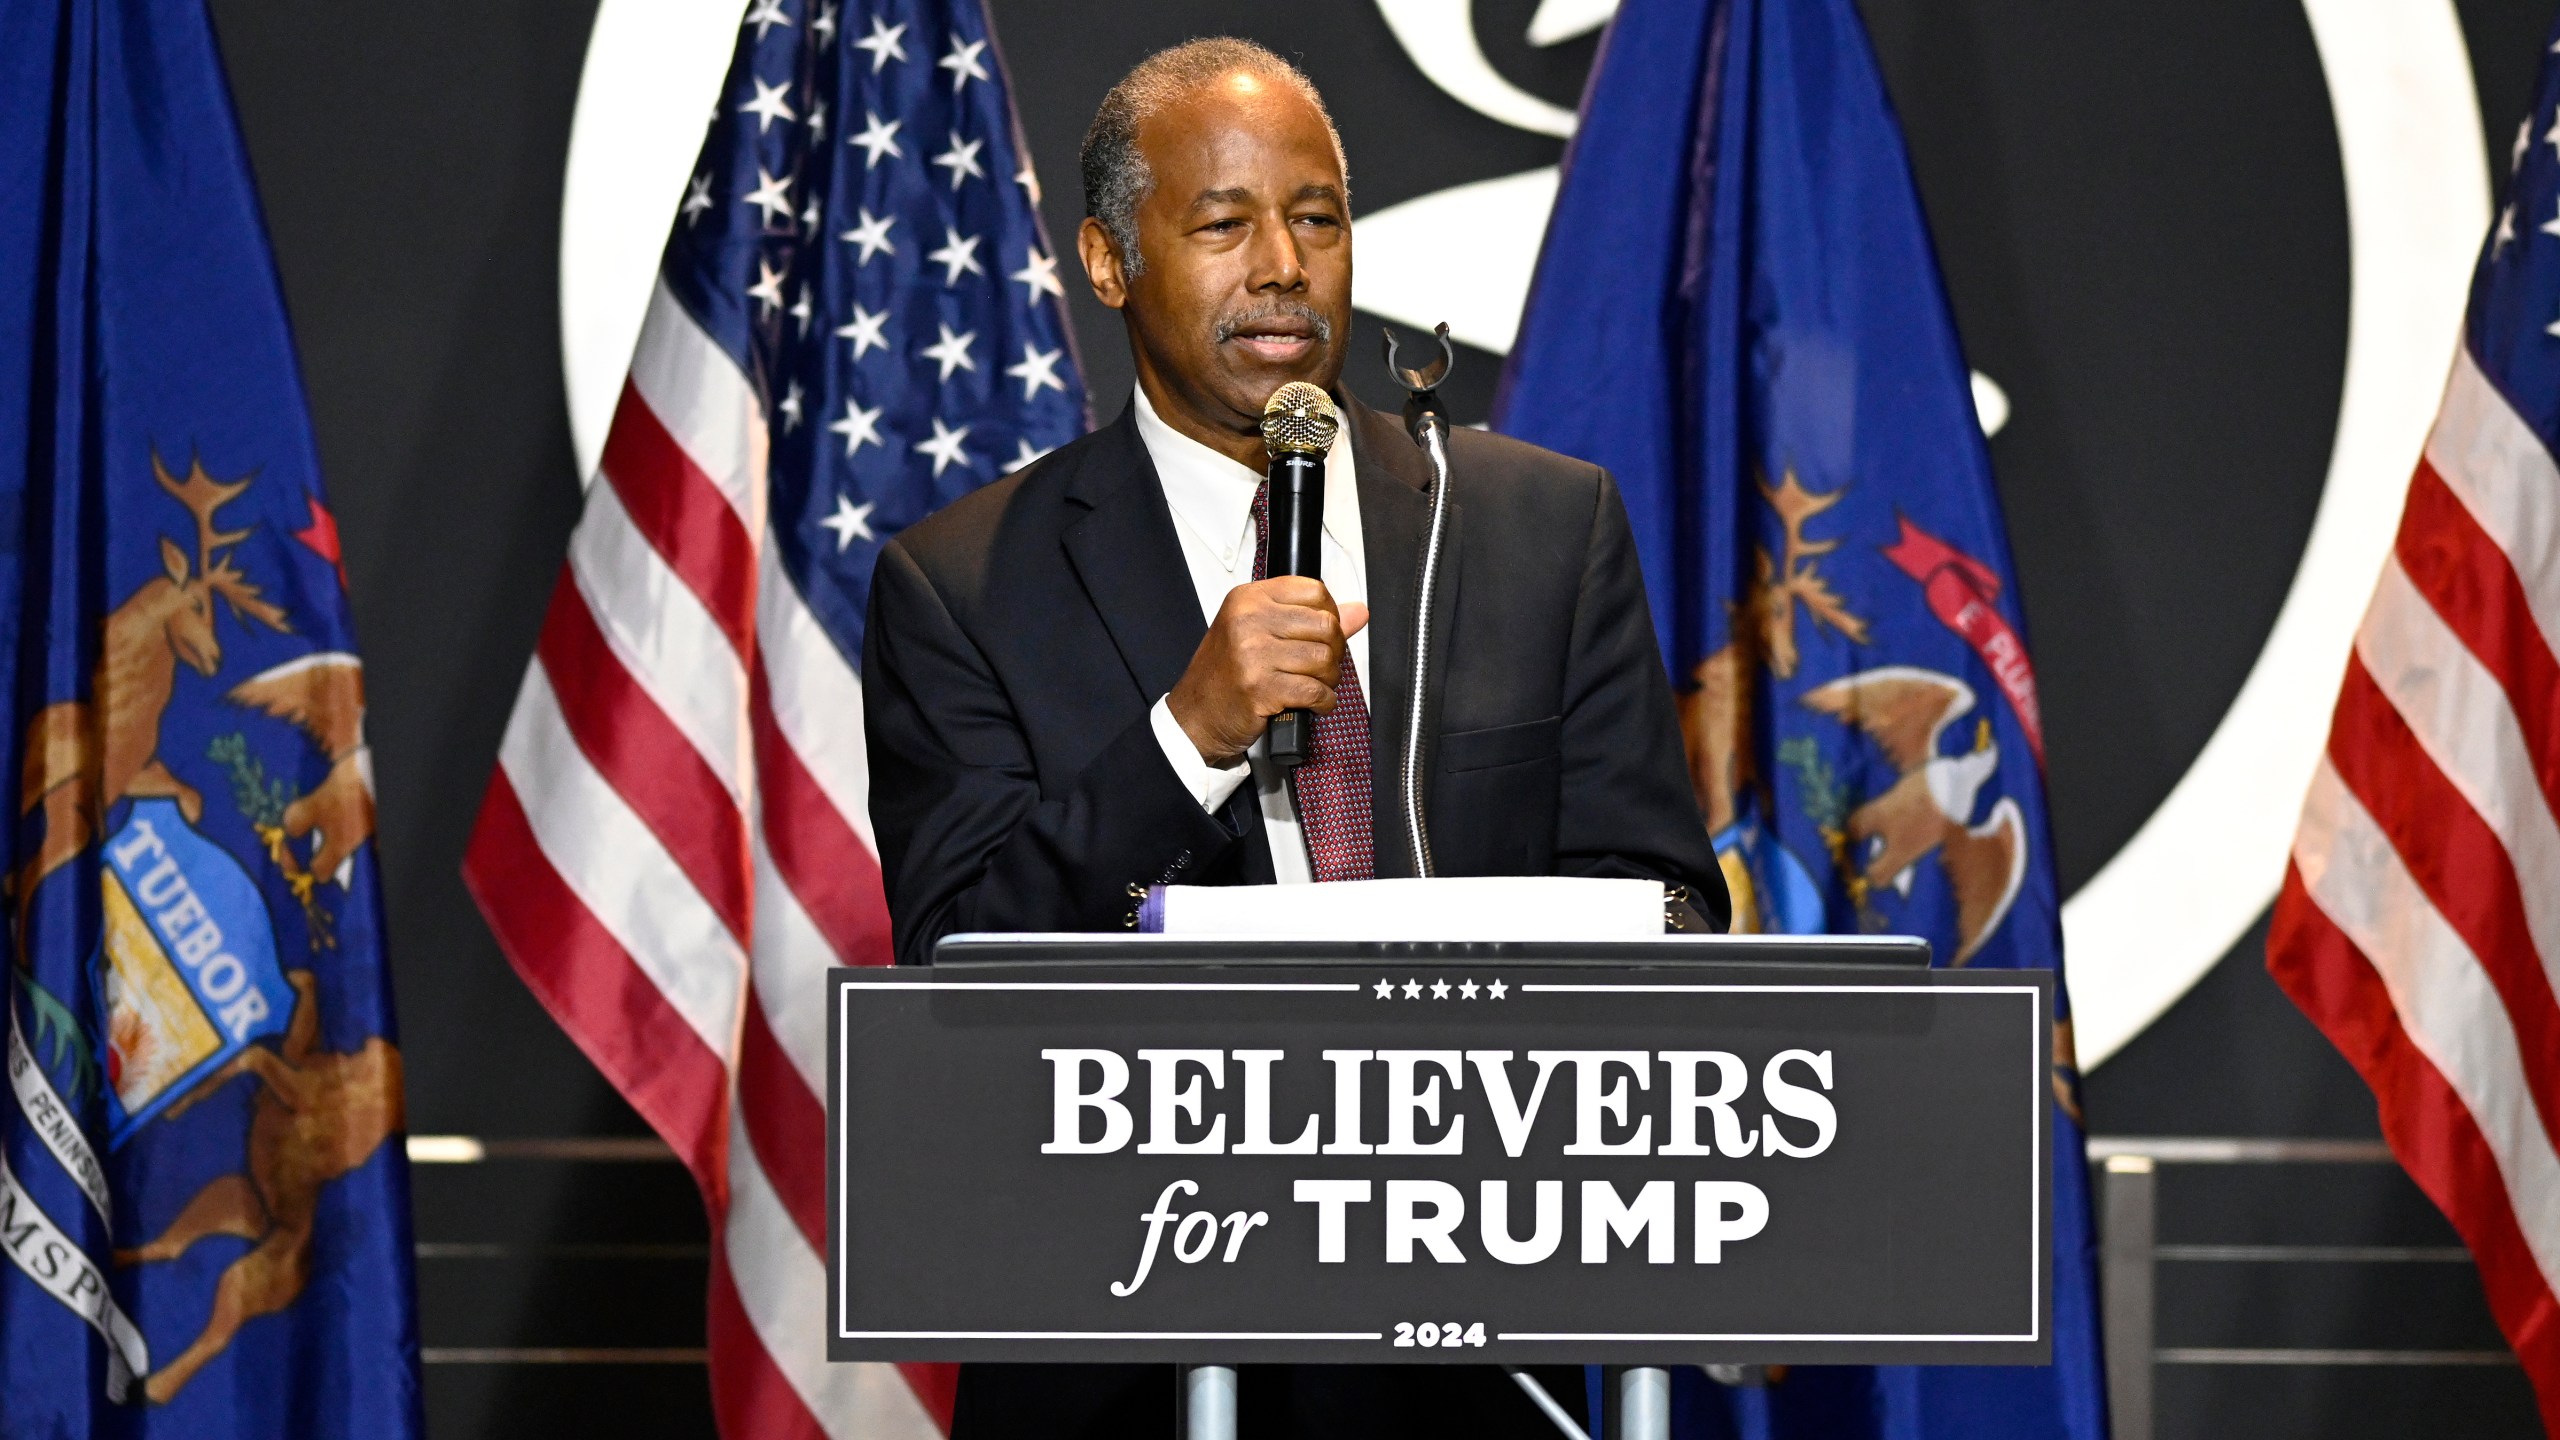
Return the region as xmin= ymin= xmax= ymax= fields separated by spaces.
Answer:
xmin=1379 ymin=323 xmax=1457 ymax=880
xmin=1381 ymin=322 xmax=1456 ymax=446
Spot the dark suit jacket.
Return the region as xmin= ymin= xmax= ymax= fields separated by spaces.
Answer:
xmin=864 ymin=395 xmax=1729 ymax=966
xmin=860 ymin=395 xmax=1728 ymax=1439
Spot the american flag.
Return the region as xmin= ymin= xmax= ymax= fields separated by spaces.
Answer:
xmin=2268 ymin=27 xmax=2560 ymax=1433
xmin=462 ymin=0 xmax=1084 ymax=1433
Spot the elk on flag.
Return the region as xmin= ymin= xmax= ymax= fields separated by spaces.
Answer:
xmin=462 ymin=0 xmax=1085 ymax=1435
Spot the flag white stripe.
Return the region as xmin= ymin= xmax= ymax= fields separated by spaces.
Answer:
xmin=627 ymin=280 xmax=768 ymax=537
xmin=566 ymin=482 xmax=750 ymax=803
xmin=2424 ymin=347 xmax=2560 ymax=659
xmin=751 ymin=821 xmax=838 ymax=1099
xmin=723 ymin=1129 xmax=870 ymax=1440
xmin=757 ymin=543 xmax=880 ymax=852
xmin=2357 ymin=559 xmax=2560 ymax=979
xmin=2294 ymin=758 xmax=2560 ymax=1296
xmin=497 ymin=664 xmax=744 ymax=1055
xmin=841 ymin=1359 xmax=946 ymax=1440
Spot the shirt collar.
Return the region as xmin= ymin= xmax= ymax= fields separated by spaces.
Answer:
xmin=1132 ymin=384 xmax=1359 ymax=573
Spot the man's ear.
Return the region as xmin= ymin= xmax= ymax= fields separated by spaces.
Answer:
xmin=1077 ymin=216 xmax=1128 ymax=310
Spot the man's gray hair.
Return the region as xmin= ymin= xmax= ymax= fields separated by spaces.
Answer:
xmin=1079 ymin=38 xmax=1349 ymax=279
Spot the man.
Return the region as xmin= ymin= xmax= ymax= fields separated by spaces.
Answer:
xmin=862 ymin=37 xmax=1728 ymax=1438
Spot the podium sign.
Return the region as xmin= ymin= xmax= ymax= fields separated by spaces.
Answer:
xmin=828 ymin=937 xmax=2051 ymax=1367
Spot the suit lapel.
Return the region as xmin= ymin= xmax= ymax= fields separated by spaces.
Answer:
xmin=1349 ymin=399 xmax=1461 ymax=878
xmin=1061 ymin=403 xmax=1206 ymax=706
xmin=1063 ymin=402 xmax=1276 ymax=884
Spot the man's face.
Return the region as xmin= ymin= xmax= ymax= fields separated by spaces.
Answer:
xmin=1080 ymin=73 xmax=1352 ymax=455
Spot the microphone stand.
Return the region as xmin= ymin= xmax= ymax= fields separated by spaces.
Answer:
xmin=1386 ymin=327 xmax=1617 ymax=1440
xmin=1385 ymin=323 xmax=1456 ymax=880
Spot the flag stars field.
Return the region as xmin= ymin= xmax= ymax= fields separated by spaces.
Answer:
xmin=740 ymin=75 xmax=796 ymax=132
xmin=742 ymin=0 xmax=791 ymax=41
xmin=928 ymin=226 xmax=982 ymax=284
xmin=819 ymin=495 xmax=875 ymax=550
xmin=922 ymin=323 xmax=976 ymax=380
xmin=852 ymin=111 xmax=903 ymax=167
xmin=830 ymin=397 xmax=883 ymax=455
xmin=914 ymin=417 xmax=971 ymax=476
xmin=854 ymin=17 xmax=905 ymax=71
xmin=938 ymin=36 xmax=987 ymax=91
xmin=841 ymin=208 xmax=895 ymax=262
xmin=932 ymin=131 xmax=985 ymax=189
xmin=747 ymin=258 xmax=787 ymax=315
xmin=837 ymin=303 xmax=889 ymax=359
xmin=1006 ymin=343 xmax=1064 ymax=400
xmin=743 ymin=167 xmax=793 ymax=225
xmin=1011 ymin=247 xmax=1063 ymax=301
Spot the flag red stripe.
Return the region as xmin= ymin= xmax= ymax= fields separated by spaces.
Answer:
xmin=707 ymin=1246 xmax=830 ymax=1440
xmin=2399 ymin=461 xmax=2560 ymax=814
xmin=534 ymin=570 xmax=753 ymax=942
xmin=2325 ymin=659 xmax=2560 ymax=1152
xmin=463 ymin=771 xmax=728 ymax=1202
xmin=736 ymin=993 xmax=829 ymax=1255
xmin=751 ymin=655 xmax=894 ymax=964
xmin=2269 ymin=866 xmax=2560 ymax=1430
xmin=898 ymin=1363 xmax=959 ymax=1432
xmin=601 ymin=379 xmax=758 ymax=657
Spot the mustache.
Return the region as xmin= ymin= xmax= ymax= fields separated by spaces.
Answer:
xmin=1214 ymin=300 xmax=1334 ymax=345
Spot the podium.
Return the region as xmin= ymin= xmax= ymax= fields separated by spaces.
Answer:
xmin=828 ymin=934 xmax=2052 ymax=1436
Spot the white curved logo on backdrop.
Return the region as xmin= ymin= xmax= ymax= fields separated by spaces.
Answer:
xmin=557 ymin=0 xmax=2487 ymax=1070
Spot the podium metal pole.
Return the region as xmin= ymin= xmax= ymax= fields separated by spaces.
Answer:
xmin=1615 ymin=1366 xmax=1670 ymax=1440
xmin=1177 ymin=1363 xmax=1237 ymax=1440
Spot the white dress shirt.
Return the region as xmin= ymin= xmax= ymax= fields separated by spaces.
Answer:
xmin=1134 ymin=384 xmax=1369 ymax=885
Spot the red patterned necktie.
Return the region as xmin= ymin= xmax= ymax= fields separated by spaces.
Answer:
xmin=1252 ymin=480 xmax=1375 ymax=882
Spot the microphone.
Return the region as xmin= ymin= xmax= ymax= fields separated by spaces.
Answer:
xmin=1259 ymin=382 xmax=1338 ymax=771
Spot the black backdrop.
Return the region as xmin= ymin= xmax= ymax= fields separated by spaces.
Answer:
xmin=195 ymin=0 xmax=2558 ymax=1435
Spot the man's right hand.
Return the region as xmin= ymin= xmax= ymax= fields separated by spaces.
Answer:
xmin=1167 ymin=577 xmax=1370 ymax=768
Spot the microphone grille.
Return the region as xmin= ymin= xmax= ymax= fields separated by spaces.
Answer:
xmin=1261 ymin=383 xmax=1339 ymax=456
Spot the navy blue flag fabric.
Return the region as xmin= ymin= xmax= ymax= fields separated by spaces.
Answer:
xmin=0 ymin=1 xmax=423 ymax=1433
xmin=1496 ymin=0 xmax=2106 ymax=1435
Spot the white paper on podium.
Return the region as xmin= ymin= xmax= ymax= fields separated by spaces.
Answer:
xmin=1149 ymin=875 xmax=1665 ymax=939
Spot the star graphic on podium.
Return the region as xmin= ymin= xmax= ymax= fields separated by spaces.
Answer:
xmin=1430 ymin=979 xmax=1452 ymax=1000
xmin=1374 ymin=979 xmax=1394 ymax=1000
xmin=1402 ymin=980 xmax=1423 ymax=1000
xmin=1458 ymin=979 xmax=1479 ymax=999
xmin=1487 ymin=979 xmax=1509 ymax=1000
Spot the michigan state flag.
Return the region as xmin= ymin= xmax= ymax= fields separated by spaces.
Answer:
xmin=0 ymin=0 xmax=424 ymax=1432
xmin=1497 ymin=0 xmax=2107 ymax=1434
